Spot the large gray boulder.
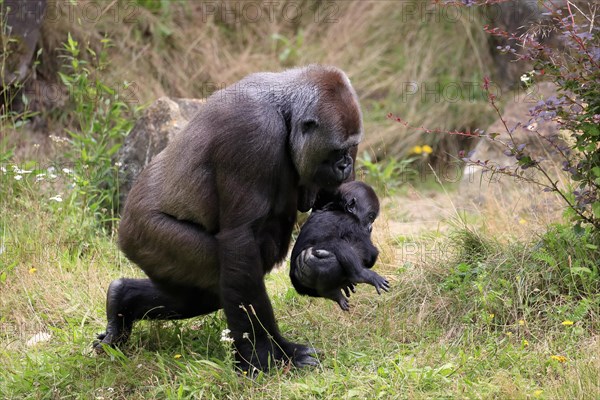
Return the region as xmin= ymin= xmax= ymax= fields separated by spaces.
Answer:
xmin=117 ymin=97 xmax=204 ymax=209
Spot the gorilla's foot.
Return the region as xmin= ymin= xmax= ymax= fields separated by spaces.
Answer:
xmin=93 ymin=327 xmax=131 ymax=352
xmin=336 ymin=296 xmax=350 ymax=312
xmin=93 ymin=278 xmax=133 ymax=352
xmin=235 ymin=336 xmax=321 ymax=373
xmin=283 ymin=341 xmax=321 ymax=368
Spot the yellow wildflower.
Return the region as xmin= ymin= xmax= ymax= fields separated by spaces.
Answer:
xmin=505 ymin=331 xmax=513 ymax=337
xmin=522 ymin=339 xmax=529 ymax=347
xmin=519 ymin=218 xmax=527 ymax=225
xmin=550 ymin=355 xmax=567 ymax=363
xmin=489 ymin=313 xmax=495 ymax=319
xmin=519 ymin=320 xmax=525 ymax=326
xmin=29 ymin=267 xmax=37 ymax=274
xmin=412 ymin=145 xmax=423 ymax=155
xmin=561 ymin=320 xmax=574 ymax=326
xmin=533 ymin=389 xmax=543 ymax=398
xmin=422 ymin=144 xmax=433 ymax=154
xmin=174 ymin=354 xmax=182 ymax=359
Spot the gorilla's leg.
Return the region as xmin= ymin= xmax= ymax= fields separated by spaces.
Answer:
xmin=336 ymin=250 xmax=390 ymax=294
xmin=94 ymin=278 xmax=221 ymax=349
xmin=297 ymin=247 xmax=356 ymax=300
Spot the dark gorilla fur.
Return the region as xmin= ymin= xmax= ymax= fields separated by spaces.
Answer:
xmin=94 ymin=65 xmax=363 ymax=372
xmin=290 ymin=181 xmax=389 ymax=311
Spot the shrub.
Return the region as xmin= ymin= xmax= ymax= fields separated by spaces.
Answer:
xmin=57 ymin=34 xmax=138 ymax=229
xmin=481 ymin=1 xmax=600 ymax=231
xmin=357 ymin=151 xmax=416 ymax=195
xmin=392 ymin=1 xmax=600 ymax=233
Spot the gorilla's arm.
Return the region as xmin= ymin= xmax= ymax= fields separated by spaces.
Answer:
xmin=212 ymin=106 xmax=318 ymax=370
xmin=217 ymin=224 xmax=282 ymax=368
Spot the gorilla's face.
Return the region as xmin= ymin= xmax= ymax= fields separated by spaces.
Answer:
xmin=311 ymin=146 xmax=356 ymax=188
xmin=291 ymin=90 xmax=363 ymax=190
xmin=292 ymin=117 xmax=360 ymax=212
xmin=287 ymin=67 xmax=363 ymax=212
xmin=339 ymin=181 xmax=380 ymax=233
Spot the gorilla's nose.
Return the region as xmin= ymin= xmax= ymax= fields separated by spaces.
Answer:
xmin=337 ymin=161 xmax=349 ymax=174
xmin=336 ymin=156 xmax=353 ymax=181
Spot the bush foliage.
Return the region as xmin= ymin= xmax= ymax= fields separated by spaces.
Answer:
xmin=454 ymin=1 xmax=599 ymax=231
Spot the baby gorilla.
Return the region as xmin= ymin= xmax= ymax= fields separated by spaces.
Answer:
xmin=290 ymin=181 xmax=389 ymax=310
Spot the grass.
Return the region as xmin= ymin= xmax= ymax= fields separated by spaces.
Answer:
xmin=2 ymin=1 xmax=598 ymax=398
xmin=33 ymin=0 xmax=498 ymax=162
xmin=1 ymin=171 xmax=598 ymax=399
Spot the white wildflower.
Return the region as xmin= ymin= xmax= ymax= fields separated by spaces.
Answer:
xmin=0 ymin=166 xmax=6 ymax=174
xmin=49 ymin=195 xmax=63 ymax=202
xmin=47 ymin=167 xmax=57 ymax=179
xmin=242 ymin=332 xmax=250 ymax=340
xmin=49 ymin=135 xmax=69 ymax=144
xmin=62 ymin=168 xmax=73 ymax=174
xmin=14 ymin=175 xmax=22 ymax=181
xmin=12 ymin=165 xmax=32 ymax=174
xmin=220 ymin=328 xmax=234 ymax=343
xmin=35 ymin=173 xmax=46 ymax=182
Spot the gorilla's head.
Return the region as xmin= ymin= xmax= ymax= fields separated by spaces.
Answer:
xmin=338 ymin=181 xmax=380 ymax=233
xmin=289 ymin=66 xmax=363 ymax=190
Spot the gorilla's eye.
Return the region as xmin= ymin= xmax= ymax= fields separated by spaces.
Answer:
xmin=301 ymin=119 xmax=318 ymax=134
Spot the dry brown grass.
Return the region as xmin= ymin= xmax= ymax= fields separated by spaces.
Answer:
xmin=34 ymin=0 xmax=496 ymax=160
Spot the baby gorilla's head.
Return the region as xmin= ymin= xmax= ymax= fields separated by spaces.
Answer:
xmin=337 ymin=181 xmax=380 ymax=233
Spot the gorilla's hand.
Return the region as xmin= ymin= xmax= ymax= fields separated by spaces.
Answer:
xmin=297 ymin=247 xmax=337 ymax=278
xmin=305 ymin=248 xmax=336 ymax=261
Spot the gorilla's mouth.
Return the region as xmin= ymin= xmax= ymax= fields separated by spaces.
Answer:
xmin=298 ymin=187 xmax=317 ymax=212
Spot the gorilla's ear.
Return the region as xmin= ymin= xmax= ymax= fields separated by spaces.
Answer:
xmin=301 ymin=119 xmax=318 ymax=135
xmin=345 ymin=197 xmax=357 ymax=216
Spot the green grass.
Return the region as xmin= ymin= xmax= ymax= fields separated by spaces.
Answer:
xmin=1 ymin=174 xmax=598 ymax=399
xmin=2 ymin=2 xmax=598 ymax=396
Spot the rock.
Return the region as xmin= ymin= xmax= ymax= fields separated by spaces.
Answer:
xmin=117 ymin=97 xmax=204 ymax=209
xmin=1 ymin=0 xmax=46 ymax=85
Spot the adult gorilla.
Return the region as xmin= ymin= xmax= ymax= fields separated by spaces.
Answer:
xmin=95 ymin=65 xmax=363 ymax=371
